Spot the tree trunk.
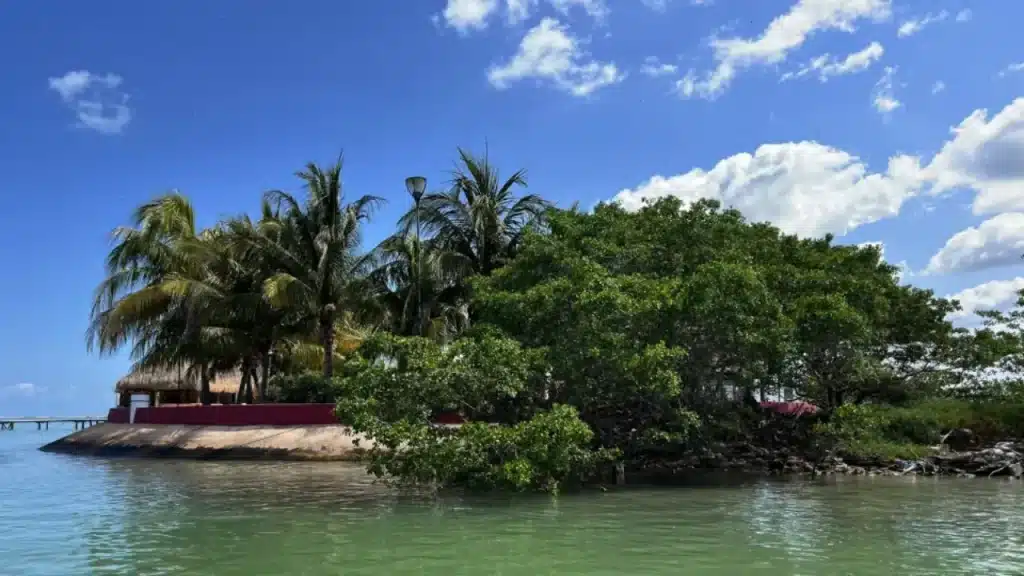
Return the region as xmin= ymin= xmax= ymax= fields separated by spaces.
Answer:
xmin=246 ymin=364 xmax=255 ymax=404
xmin=200 ymin=363 xmax=211 ymax=405
xmin=260 ymin=349 xmax=271 ymax=403
xmin=322 ymin=307 xmax=336 ymax=378
xmin=238 ymin=359 xmax=252 ymax=404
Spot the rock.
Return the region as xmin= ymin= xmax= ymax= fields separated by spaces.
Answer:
xmin=1011 ymin=463 xmax=1023 ymax=479
xmin=941 ymin=428 xmax=975 ymax=452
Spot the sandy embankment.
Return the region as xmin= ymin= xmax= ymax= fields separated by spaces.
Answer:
xmin=40 ymin=423 xmax=374 ymax=461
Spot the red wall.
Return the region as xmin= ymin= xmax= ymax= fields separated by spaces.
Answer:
xmin=107 ymin=404 xmax=337 ymax=426
xmin=106 ymin=405 xmax=468 ymax=426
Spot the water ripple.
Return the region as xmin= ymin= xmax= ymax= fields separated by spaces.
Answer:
xmin=2 ymin=431 xmax=1023 ymax=575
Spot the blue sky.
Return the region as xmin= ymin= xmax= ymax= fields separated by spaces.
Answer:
xmin=1 ymin=0 xmax=1022 ymax=416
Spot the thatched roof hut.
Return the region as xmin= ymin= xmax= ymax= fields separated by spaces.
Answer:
xmin=115 ymin=366 xmax=241 ymax=395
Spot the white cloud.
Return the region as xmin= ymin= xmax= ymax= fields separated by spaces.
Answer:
xmin=947 ymin=278 xmax=1024 ymax=325
xmin=897 ymin=10 xmax=948 ymax=38
xmin=439 ymin=0 xmax=606 ymax=30
xmin=612 ymin=141 xmax=925 ymax=237
xmin=677 ymin=0 xmax=891 ymax=99
xmin=931 ymin=80 xmax=946 ymax=94
xmin=780 ymin=41 xmax=884 ymax=82
xmin=872 ymin=66 xmax=901 ymax=115
xmin=505 ymin=0 xmax=535 ymax=24
xmin=548 ymin=0 xmax=608 ymax=21
xmin=488 ymin=18 xmax=624 ymax=96
xmin=955 ymin=9 xmax=972 ymax=22
xmin=925 ymin=98 xmax=1024 ymax=215
xmin=998 ymin=62 xmax=1024 ymax=78
xmin=641 ymin=56 xmax=678 ymax=77
xmin=440 ymin=0 xmax=498 ymax=31
xmin=48 ymin=70 xmax=131 ymax=134
xmin=611 ymin=97 xmax=1024 ymax=248
xmin=925 ymin=213 xmax=1024 ymax=275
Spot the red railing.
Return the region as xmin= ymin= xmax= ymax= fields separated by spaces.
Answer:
xmin=106 ymin=405 xmax=468 ymax=426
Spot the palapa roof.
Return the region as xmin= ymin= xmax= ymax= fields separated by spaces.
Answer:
xmin=115 ymin=366 xmax=241 ymax=394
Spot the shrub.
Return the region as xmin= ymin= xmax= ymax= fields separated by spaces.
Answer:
xmin=360 ymin=404 xmax=615 ymax=493
xmin=813 ymin=399 xmax=1024 ymax=460
xmin=269 ymin=372 xmax=340 ymax=403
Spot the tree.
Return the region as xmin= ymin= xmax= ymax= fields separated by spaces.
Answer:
xmin=246 ymin=158 xmax=382 ymax=378
xmin=365 ymin=232 xmax=471 ymax=340
xmin=87 ymin=193 xmax=222 ymax=400
xmin=397 ymin=148 xmax=549 ymax=277
xmin=470 ymin=198 xmax=959 ymax=454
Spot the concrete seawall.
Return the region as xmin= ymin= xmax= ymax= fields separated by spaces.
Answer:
xmin=41 ymin=423 xmax=373 ymax=461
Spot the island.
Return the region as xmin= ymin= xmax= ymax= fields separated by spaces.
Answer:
xmin=53 ymin=149 xmax=1024 ymax=491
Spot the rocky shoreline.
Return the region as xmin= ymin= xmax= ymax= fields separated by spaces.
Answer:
xmin=628 ymin=437 xmax=1024 ymax=481
xmin=778 ymin=442 xmax=1023 ymax=479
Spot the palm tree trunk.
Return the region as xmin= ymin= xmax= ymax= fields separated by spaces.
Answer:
xmin=260 ymin=348 xmax=271 ymax=403
xmin=200 ymin=363 xmax=211 ymax=405
xmin=238 ymin=359 xmax=252 ymax=404
xmin=322 ymin=308 xmax=335 ymax=378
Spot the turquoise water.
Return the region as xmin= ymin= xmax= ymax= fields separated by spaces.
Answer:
xmin=2 ymin=429 xmax=1024 ymax=575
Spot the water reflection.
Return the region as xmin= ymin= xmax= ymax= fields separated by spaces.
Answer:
xmin=2 ymin=431 xmax=1024 ymax=575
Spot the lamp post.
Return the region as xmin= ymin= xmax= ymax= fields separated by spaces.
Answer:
xmin=405 ymin=176 xmax=427 ymax=336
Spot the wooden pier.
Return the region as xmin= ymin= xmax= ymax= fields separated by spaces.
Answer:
xmin=0 ymin=417 xmax=106 ymax=431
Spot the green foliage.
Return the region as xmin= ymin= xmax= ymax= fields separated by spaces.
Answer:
xmin=335 ymin=331 xmax=543 ymax=424
xmin=89 ymin=152 xmax=1024 ymax=488
xmin=813 ymin=404 xmax=933 ymax=460
xmin=334 ymin=333 xmax=609 ymax=492
xmin=358 ymin=405 xmax=614 ymax=493
xmin=816 ymin=399 xmax=1024 ymax=460
xmin=268 ymin=372 xmax=340 ymax=404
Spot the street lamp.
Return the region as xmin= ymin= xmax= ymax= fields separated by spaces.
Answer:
xmin=405 ymin=176 xmax=427 ymax=336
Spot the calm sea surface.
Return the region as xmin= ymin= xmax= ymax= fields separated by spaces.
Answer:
xmin=2 ymin=428 xmax=1023 ymax=575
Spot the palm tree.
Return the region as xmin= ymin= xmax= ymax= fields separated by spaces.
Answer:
xmin=246 ymin=157 xmax=383 ymax=378
xmin=366 ymin=232 xmax=471 ymax=339
xmin=87 ymin=193 xmax=225 ymax=401
xmin=398 ymin=148 xmax=549 ymax=277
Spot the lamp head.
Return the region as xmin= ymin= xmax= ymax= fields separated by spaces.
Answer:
xmin=405 ymin=176 xmax=427 ymax=202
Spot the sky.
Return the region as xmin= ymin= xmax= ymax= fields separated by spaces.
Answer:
xmin=0 ymin=0 xmax=1022 ymax=417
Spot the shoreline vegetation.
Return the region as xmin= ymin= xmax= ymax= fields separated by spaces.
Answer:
xmin=85 ymin=149 xmax=1024 ymax=492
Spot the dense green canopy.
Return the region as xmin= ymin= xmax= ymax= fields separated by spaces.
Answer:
xmin=88 ymin=150 xmax=1024 ymax=491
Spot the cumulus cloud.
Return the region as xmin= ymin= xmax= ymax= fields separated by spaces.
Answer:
xmin=925 ymin=98 xmax=1024 ymax=215
xmin=488 ymin=18 xmax=624 ymax=96
xmin=947 ymin=278 xmax=1024 ymax=326
xmin=872 ymin=66 xmax=901 ymax=115
xmin=925 ymin=214 xmax=1024 ymax=275
xmin=613 ymin=141 xmax=925 ymax=237
xmin=611 ymin=98 xmax=1024 ymax=241
xmin=640 ymin=56 xmax=678 ymax=78
xmin=780 ymin=41 xmax=884 ymax=82
xmin=677 ymin=0 xmax=891 ymax=99
xmin=48 ymin=70 xmax=132 ymax=134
